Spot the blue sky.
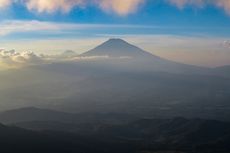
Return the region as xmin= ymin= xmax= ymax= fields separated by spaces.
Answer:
xmin=0 ymin=0 xmax=230 ymax=67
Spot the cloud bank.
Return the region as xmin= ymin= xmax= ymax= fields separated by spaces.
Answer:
xmin=96 ymin=0 xmax=144 ymax=16
xmin=215 ymin=0 xmax=230 ymax=15
xmin=25 ymin=0 xmax=144 ymax=15
xmin=223 ymin=40 xmax=230 ymax=49
xmin=25 ymin=0 xmax=84 ymax=13
xmin=0 ymin=0 xmax=12 ymax=8
xmin=0 ymin=20 xmax=61 ymax=36
xmin=1 ymin=0 xmax=230 ymax=16
xmin=0 ymin=0 xmax=143 ymax=15
xmin=0 ymin=49 xmax=44 ymax=68
xmin=0 ymin=20 xmax=151 ymax=36
xmin=0 ymin=48 xmax=132 ymax=69
xmin=168 ymin=0 xmax=204 ymax=9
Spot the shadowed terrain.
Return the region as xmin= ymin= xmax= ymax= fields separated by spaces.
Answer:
xmin=0 ymin=114 xmax=230 ymax=153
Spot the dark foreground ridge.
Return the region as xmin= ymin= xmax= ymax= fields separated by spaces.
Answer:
xmin=0 ymin=114 xmax=230 ymax=153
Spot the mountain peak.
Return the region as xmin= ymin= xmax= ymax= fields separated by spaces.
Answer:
xmin=107 ymin=38 xmax=127 ymax=43
xmin=108 ymin=38 xmax=124 ymax=41
xmin=62 ymin=50 xmax=76 ymax=55
xmin=81 ymin=38 xmax=157 ymax=58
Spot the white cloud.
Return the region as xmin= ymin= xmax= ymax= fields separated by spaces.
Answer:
xmin=223 ymin=40 xmax=230 ymax=49
xmin=25 ymin=0 xmax=84 ymax=13
xmin=0 ymin=0 xmax=144 ymax=16
xmin=0 ymin=48 xmax=132 ymax=69
xmin=215 ymin=0 xmax=230 ymax=15
xmin=0 ymin=0 xmax=12 ymax=8
xmin=168 ymin=0 xmax=204 ymax=9
xmin=12 ymin=51 xmax=42 ymax=64
xmin=0 ymin=20 xmax=60 ymax=36
xmin=168 ymin=0 xmax=230 ymax=15
xmin=24 ymin=0 xmax=144 ymax=15
xmin=95 ymin=0 xmax=144 ymax=16
xmin=0 ymin=49 xmax=44 ymax=68
xmin=73 ymin=55 xmax=109 ymax=60
xmin=1 ymin=0 xmax=230 ymax=16
xmin=0 ymin=20 xmax=152 ymax=36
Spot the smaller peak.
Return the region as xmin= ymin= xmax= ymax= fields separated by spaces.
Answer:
xmin=2 ymin=107 xmax=40 ymax=114
xmin=64 ymin=50 xmax=75 ymax=53
xmin=14 ymin=107 xmax=39 ymax=111
xmin=62 ymin=50 xmax=76 ymax=55
xmin=108 ymin=38 xmax=123 ymax=40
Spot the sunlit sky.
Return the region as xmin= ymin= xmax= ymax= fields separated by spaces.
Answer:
xmin=0 ymin=0 xmax=230 ymax=67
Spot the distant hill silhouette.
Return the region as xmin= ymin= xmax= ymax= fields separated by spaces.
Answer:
xmin=0 ymin=107 xmax=136 ymax=124
xmin=61 ymin=50 xmax=77 ymax=57
xmin=0 ymin=107 xmax=73 ymax=124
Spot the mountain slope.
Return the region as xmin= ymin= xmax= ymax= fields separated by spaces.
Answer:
xmin=81 ymin=38 xmax=158 ymax=58
xmin=81 ymin=38 xmax=209 ymax=74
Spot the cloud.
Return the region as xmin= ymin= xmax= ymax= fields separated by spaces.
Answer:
xmin=0 ymin=20 xmax=62 ymax=36
xmin=0 ymin=0 xmax=12 ymax=9
xmin=95 ymin=0 xmax=144 ymax=16
xmin=0 ymin=49 xmax=44 ymax=68
xmin=223 ymin=40 xmax=230 ymax=48
xmin=25 ymin=0 xmax=84 ymax=13
xmin=73 ymin=55 xmax=109 ymax=60
xmin=0 ymin=20 xmax=82 ymax=36
xmin=0 ymin=0 xmax=144 ymax=16
xmin=215 ymin=0 xmax=230 ymax=15
xmin=168 ymin=0 xmax=230 ymax=15
xmin=24 ymin=0 xmax=144 ymax=15
xmin=168 ymin=0 xmax=204 ymax=9
xmin=0 ymin=20 xmax=152 ymax=36
xmin=12 ymin=51 xmax=42 ymax=64
xmin=0 ymin=47 xmax=131 ymax=69
xmin=1 ymin=0 xmax=230 ymax=16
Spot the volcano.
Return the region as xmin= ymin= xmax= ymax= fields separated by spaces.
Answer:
xmin=81 ymin=38 xmax=159 ymax=59
xmin=81 ymin=38 xmax=206 ymax=74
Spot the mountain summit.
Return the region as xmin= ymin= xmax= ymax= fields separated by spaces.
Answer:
xmin=80 ymin=38 xmax=208 ymax=74
xmin=81 ymin=38 xmax=157 ymax=58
